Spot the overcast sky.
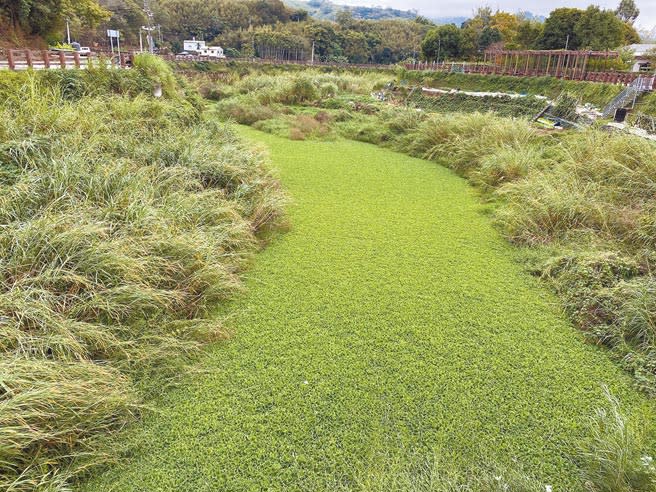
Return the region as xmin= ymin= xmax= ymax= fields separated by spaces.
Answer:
xmin=337 ymin=0 xmax=656 ymax=28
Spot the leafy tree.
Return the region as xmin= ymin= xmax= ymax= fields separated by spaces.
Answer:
xmin=340 ymin=30 xmax=368 ymax=62
xmin=364 ymin=19 xmax=427 ymax=63
xmin=289 ymin=9 xmax=308 ymax=22
xmin=335 ymin=9 xmax=356 ymax=29
xmin=615 ymin=0 xmax=640 ymax=24
xmin=1 ymin=0 xmax=109 ymax=36
xmin=421 ymin=24 xmax=462 ymax=61
xmin=621 ymin=21 xmax=641 ymax=44
xmin=97 ymin=0 xmax=146 ymax=45
xmin=159 ymin=0 xmax=219 ymax=40
xmin=514 ymin=19 xmax=543 ymax=49
xmin=538 ymin=8 xmax=582 ymax=49
xmin=459 ymin=7 xmax=493 ymax=57
xmin=479 ymin=26 xmax=502 ymax=50
xmin=305 ymin=21 xmax=343 ymax=61
xmin=574 ymin=6 xmax=625 ymax=50
xmin=490 ymin=11 xmax=519 ymax=44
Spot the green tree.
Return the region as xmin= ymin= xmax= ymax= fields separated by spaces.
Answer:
xmin=97 ymin=0 xmax=146 ymax=45
xmin=621 ymin=21 xmax=641 ymax=44
xmin=1 ymin=0 xmax=109 ymax=37
xmin=305 ymin=21 xmax=342 ymax=61
xmin=479 ymin=26 xmax=502 ymax=50
xmin=575 ymin=6 xmax=625 ymax=50
xmin=340 ymin=30 xmax=369 ymax=62
xmin=247 ymin=0 xmax=291 ymax=25
xmin=335 ymin=9 xmax=356 ymax=29
xmin=514 ymin=19 xmax=543 ymax=49
xmin=615 ymin=0 xmax=640 ymax=24
xmin=159 ymin=0 xmax=219 ymax=40
xmin=421 ymin=24 xmax=462 ymax=61
xmin=459 ymin=7 xmax=493 ymax=58
xmin=538 ymin=8 xmax=583 ymax=49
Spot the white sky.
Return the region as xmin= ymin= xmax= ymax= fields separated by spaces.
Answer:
xmin=337 ymin=0 xmax=656 ymax=28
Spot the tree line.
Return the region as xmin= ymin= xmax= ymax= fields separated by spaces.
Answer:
xmin=0 ymin=0 xmax=645 ymax=63
xmin=421 ymin=1 xmax=641 ymax=62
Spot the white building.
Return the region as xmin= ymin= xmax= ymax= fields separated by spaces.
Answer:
xmin=625 ymin=43 xmax=656 ymax=72
xmin=183 ymin=39 xmax=206 ymax=52
xmin=183 ymin=39 xmax=225 ymax=58
xmin=197 ymin=46 xmax=225 ymax=58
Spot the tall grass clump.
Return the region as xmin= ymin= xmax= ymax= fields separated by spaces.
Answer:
xmin=578 ymin=387 xmax=656 ymax=492
xmin=403 ymin=112 xmax=541 ymax=179
xmin=0 ymin=69 xmax=284 ymax=491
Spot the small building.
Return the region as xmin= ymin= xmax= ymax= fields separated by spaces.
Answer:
xmin=183 ymin=39 xmax=206 ymax=52
xmin=183 ymin=38 xmax=225 ymax=58
xmin=626 ymin=43 xmax=656 ymax=72
xmin=197 ymin=46 xmax=225 ymax=58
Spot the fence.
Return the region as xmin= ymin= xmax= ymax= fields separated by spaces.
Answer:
xmin=404 ymin=61 xmax=644 ymax=86
xmin=0 ymin=48 xmax=649 ymax=87
xmin=0 ymin=49 xmax=132 ymax=70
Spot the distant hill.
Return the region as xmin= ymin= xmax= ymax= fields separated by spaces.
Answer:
xmin=433 ymin=17 xmax=469 ymax=26
xmin=285 ymin=2 xmax=542 ymax=27
xmin=285 ymin=0 xmax=418 ymax=21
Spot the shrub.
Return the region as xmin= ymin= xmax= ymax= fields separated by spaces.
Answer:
xmin=131 ymin=53 xmax=179 ymax=98
xmin=216 ymin=95 xmax=279 ymax=124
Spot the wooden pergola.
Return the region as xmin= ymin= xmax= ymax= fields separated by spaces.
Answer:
xmin=483 ymin=49 xmax=621 ymax=79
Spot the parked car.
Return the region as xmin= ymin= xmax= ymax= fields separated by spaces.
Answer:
xmin=78 ymin=47 xmax=91 ymax=56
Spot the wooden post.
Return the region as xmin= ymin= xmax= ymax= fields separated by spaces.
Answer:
xmin=546 ymin=54 xmax=552 ymax=76
xmin=581 ymin=52 xmax=589 ymax=80
xmin=120 ymin=52 xmax=126 ymax=68
xmin=42 ymin=50 xmax=50 ymax=68
xmin=59 ymin=51 xmax=66 ymax=68
xmin=563 ymin=53 xmax=571 ymax=78
xmin=25 ymin=49 xmax=33 ymax=68
xmin=73 ymin=51 xmax=80 ymax=68
xmin=7 ymin=49 xmax=15 ymax=70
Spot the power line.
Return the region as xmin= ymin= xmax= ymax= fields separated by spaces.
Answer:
xmin=142 ymin=0 xmax=156 ymax=53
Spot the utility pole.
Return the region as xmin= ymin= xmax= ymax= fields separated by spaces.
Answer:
xmin=436 ymin=37 xmax=441 ymax=65
xmin=139 ymin=27 xmax=143 ymax=52
xmin=565 ymin=34 xmax=570 ymax=50
xmin=66 ymin=19 xmax=71 ymax=44
xmin=143 ymin=0 xmax=155 ymax=53
xmin=311 ymin=41 xmax=315 ymax=65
